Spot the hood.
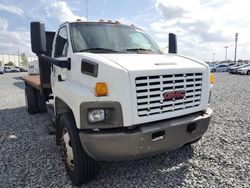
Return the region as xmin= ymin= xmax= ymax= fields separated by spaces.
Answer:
xmin=98 ymin=54 xmax=207 ymax=72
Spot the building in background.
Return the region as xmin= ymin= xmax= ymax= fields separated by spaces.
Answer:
xmin=0 ymin=53 xmax=37 ymax=66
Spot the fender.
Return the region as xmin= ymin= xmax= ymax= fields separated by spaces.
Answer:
xmin=54 ymin=79 xmax=96 ymax=129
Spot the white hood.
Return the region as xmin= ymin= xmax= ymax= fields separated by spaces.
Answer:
xmin=99 ymin=54 xmax=207 ymax=72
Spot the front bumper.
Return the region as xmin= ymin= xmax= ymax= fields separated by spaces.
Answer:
xmin=79 ymin=107 xmax=212 ymax=161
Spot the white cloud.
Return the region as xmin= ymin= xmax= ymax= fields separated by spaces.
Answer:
xmin=0 ymin=1 xmax=87 ymax=57
xmin=0 ymin=17 xmax=31 ymax=56
xmin=152 ymin=0 xmax=250 ymax=61
xmin=0 ymin=30 xmax=31 ymax=56
xmin=0 ymin=17 xmax=8 ymax=30
xmin=0 ymin=3 xmax=24 ymax=16
xmin=46 ymin=1 xmax=86 ymax=23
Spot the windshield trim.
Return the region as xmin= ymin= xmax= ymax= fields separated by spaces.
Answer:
xmin=69 ymin=22 xmax=162 ymax=54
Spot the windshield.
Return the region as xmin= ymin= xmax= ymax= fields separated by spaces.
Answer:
xmin=70 ymin=23 xmax=162 ymax=54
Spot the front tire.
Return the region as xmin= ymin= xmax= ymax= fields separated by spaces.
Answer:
xmin=185 ymin=137 xmax=202 ymax=145
xmin=211 ymin=69 xmax=216 ymax=73
xmin=59 ymin=113 xmax=99 ymax=185
xmin=247 ymin=71 xmax=250 ymax=75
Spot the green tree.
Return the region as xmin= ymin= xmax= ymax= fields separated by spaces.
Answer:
xmin=5 ymin=61 xmax=15 ymax=66
xmin=21 ymin=53 xmax=28 ymax=66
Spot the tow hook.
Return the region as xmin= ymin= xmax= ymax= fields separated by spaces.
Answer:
xmin=152 ymin=130 xmax=166 ymax=142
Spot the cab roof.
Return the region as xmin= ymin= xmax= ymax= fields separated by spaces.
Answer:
xmin=59 ymin=20 xmax=140 ymax=29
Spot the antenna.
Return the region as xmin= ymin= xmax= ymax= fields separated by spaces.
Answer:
xmin=85 ymin=0 xmax=88 ymax=20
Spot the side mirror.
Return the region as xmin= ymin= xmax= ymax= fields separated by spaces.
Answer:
xmin=168 ymin=33 xmax=177 ymax=54
xmin=30 ymin=22 xmax=46 ymax=54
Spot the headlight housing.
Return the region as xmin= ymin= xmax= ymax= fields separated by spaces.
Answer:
xmin=80 ymin=102 xmax=123 ymax=129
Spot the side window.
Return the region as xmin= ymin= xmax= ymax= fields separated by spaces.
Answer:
xmin=54 ymin=26 xmax=68 ymax=57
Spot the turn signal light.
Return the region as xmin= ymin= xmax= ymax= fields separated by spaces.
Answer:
xmin=95 ymin=82 xmax=108 ymax=96
xmin=210 ymin=73 xmax=215 ymax=84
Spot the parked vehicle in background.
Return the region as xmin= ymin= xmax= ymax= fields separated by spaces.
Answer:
xmin=210 ymin=64 xmax=230 ymax=72
xmin=2 ymin=66 xmax=27 ymax=73
xmin=13 ymin=67 xmax=21 ymax=72
xmin=228 ymin=63 xmax=236 ymax=66
xmin=237 ymin=65 xmax=250 ymax=75
xmin=28 ymin=60 xmax=39 ymax=75
xmin=4 ymin=66 xmax=12 ymax=73
xmin=0 ymin=67 xmax=5 ymax=74
xmin=228 ymin=64 xmax=250 ymax=74
xmin=19 ymin=67 xmax=29 ymax=72
xmin=209 ymin=64 xmax=217 ymax=67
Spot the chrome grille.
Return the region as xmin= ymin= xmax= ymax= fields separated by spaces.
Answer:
xmin=135 ymin=73 xmax=203 ymax=117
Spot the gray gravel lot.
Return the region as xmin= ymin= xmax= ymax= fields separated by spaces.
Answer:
xmin=0 ymin=72 xmax=249 ymax=187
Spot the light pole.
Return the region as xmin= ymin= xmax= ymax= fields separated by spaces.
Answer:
xmin=234 ymin=33 xmax=238 ymax=64
xmin=212 ymin=53 xmax=215 ymax=63
xmin=224 ymin=46 xmax=229 ymax=62
xmin=18 ymin=50 xmax=20 ymax=66
xmin=85 ymin=0 xmax=88 ymax=20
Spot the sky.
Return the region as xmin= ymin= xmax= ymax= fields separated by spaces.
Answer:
xmin=0 ymin=0 xmax=250 ymax=62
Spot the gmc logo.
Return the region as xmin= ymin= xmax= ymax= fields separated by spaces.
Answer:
xmin=163 ymin=90 xmax=185 ymax=100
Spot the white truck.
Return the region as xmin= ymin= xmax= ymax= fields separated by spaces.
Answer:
xmin=22 ymin=20 xmax=213 ymax=185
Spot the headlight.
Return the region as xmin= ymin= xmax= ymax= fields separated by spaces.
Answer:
xmin=88 ymin=109 xmax=105 ymax=123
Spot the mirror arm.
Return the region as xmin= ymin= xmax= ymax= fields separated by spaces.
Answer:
xmin=38 ymin=54 xmax=71 ymax=70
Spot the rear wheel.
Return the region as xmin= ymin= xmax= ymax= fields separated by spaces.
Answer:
xmin=247 ymin=71 xmax=250 ymax=75
xmin=211 ymin=69 xmax=216 ymax=72
xmin=59 ymin=113 xmax=99 ymax=185
xmin=25 ymin=84 xmax=38 ymax=114
xmin=36 ymin=91 xmax=47 ymax=113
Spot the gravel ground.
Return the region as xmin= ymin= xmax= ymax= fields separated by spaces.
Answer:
xmin=0 ymin=72 xmax=249 ymax=187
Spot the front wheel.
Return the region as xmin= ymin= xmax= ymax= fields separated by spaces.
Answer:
xmin=186 ymin=137 xmax=202 ymax=145
xmin=247 ymin=71 xmax=250 ymax=75
xmin=59 ymin=113 xmax=99 ymax=185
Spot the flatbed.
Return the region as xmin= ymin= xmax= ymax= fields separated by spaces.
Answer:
xmin=22 ymin=74 xmax=51 ymax=90
xmin=22 ymin=75 xmax=41 ymax=89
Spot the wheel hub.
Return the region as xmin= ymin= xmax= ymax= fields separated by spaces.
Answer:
xmin=61 ymin=128 xmax=74 ymax=170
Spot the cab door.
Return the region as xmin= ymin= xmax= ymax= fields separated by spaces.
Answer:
xmin=51 ymin=25 xmax=70 ymax=87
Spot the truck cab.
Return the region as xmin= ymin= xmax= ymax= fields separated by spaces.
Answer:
xmin=23 ymin=20 xmax=213 ymax=185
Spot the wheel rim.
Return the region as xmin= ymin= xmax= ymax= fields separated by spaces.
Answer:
xmin=61 ymin=128 xmax=74 ymax=170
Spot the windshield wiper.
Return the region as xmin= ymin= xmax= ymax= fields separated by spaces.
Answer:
xmin=125 ymin=48 xmax=160 ymax=54
xmin=78 ymin=48 xmax=121 ymax=53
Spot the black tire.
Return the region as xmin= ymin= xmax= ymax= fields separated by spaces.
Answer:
xmin=59 ymin=113 xmax=99 ymax=185
xmin=187 ymin=137 xmax=202 ymax=145
xmin=211 ymin=69 xmax=216 ymax=73
xmin=25 ymin=84 xmax=38 ymax=114
xmin=36 ymin=91 xmax=47 ymax=113
xmin=247 ymin=71 xmax=250 ymax=75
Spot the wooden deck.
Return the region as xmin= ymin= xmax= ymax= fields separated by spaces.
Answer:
xmin=22 ymin=75 xmax=41 ymax=90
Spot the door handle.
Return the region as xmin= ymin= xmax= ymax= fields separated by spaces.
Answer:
xmin=58 ymin=75 xmax=65 ymax=82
